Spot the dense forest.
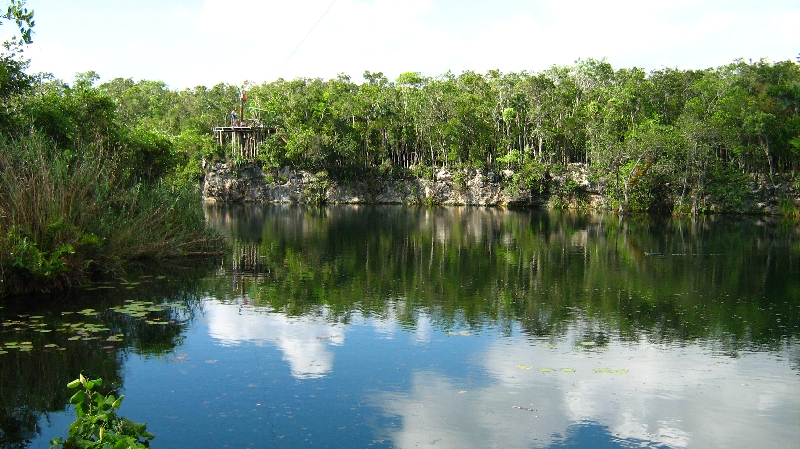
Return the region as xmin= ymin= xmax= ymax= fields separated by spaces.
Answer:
xmin=1 ymin=0 xmax=799 ymax=294
xmin=0 ymin=2 xmax=223 ymax=296
xmin=63 ymin=56 xmax=800 ymax=215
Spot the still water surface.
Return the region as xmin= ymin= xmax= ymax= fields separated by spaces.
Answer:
xmin=2 ymin=205 xmax=799 ymax=448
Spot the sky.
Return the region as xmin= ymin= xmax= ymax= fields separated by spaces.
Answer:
xmin=3 ymin=0 xmax=799 ymax=89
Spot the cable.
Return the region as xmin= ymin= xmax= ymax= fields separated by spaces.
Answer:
xmin=274 ymin=0 xmax=339 ymax=78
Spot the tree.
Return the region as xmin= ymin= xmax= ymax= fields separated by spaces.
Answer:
xmin=1 ymin=0 xmax=33 ymax=45
xmin=0 ymin=0 xmax=34 ymax=132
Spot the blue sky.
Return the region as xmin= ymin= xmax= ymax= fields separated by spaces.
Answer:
xmin=4 ymin=0 xmax=799 ymax=89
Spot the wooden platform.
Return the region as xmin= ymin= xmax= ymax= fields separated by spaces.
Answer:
xmin=213 ymin=124 xmax=272 ymax=159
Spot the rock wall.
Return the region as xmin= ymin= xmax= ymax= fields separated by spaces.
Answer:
xmin=202 ymin=163 xmax=545 ymax=206
xmin=202 ymin=162 xmax=798 ymax=214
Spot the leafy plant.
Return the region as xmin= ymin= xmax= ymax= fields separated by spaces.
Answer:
xmin=49 ymin=374 xmax=154 ymax=449
xmin=778 ymin=195 xmax=799 ymax=217
xmin=7 ymin=232 xmax=73 ymax=280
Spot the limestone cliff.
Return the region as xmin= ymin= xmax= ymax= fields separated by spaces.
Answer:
xmin=202 ymin=162 xmax=798 ymax=214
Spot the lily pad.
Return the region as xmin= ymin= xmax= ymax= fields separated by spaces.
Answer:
xmin=447 ymin=330 xmax=472 ymax=337
xmin=537 ymin=367 xmax=555 ymax=372
xmin=145 ymin=320 xmax=168 ymax=325
xmin=560 ymin=368 xmax=576 ymax=373
xmin=515 ymin=365 xmax=532 ymax=370
xmin=594 ymin=368 xmax=629 ymax=374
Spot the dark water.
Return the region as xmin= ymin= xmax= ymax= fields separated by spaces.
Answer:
xmin=2 ymin=205 xmax=799 ymax=448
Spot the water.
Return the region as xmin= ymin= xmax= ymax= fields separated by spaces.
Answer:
xmin=2 ymin=205 xmax=799 ymax=448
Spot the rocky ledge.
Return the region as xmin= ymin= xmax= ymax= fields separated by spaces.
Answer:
xmin=202 ymin=163 xmax=550 ymax=206
xmin=202 ymin=162 xmax=799 ymax=214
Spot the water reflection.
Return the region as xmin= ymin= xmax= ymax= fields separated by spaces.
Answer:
xmin=6 ymin=205 xmax=798 ymax=448
xmin=204 ymin=204 xmax=800 ymax=348
xmin=380 ymin=331 xmax=800 ymax=449
xmin=205 ymin=300 xmax=345 ymax=378
xmin=0 ymin=262 xmax=215 ymax=448
xmin=199 ymin=204 xmax=800 ymax=448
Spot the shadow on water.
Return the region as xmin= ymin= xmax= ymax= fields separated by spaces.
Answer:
xmin=204 ymin=203 xmax=800 ymax=354
xmin=0 ymin=259 xmax=218 ymax=448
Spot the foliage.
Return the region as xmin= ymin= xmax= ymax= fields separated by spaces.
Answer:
xmin=1 ymin=0 xmax=34 ymax=45
xmin=0 ymin=135 xmax=224 ymax=296
xmin=49 ymin=374 xmax=153 ymax=449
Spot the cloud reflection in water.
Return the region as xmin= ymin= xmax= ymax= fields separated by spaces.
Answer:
xmin=205 ymin=299 xmax=345 ymax=379
xmin=376 ymin=328 xmax=800 ymax=448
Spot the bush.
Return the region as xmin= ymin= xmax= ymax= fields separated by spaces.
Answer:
xmin=0 ymin=135 xmax=224 ymax=296
xmin=49 ymin=374 xmax=154 ymax=449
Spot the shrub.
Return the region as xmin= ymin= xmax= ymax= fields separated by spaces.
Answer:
xmin=49 ymin=374 xmax=154 ymax=449
xmin=0 ymin=135 xmax=224 ymax=296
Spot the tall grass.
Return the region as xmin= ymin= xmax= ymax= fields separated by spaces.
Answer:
xmin=0 ymin=134 xmax=224 ymax=296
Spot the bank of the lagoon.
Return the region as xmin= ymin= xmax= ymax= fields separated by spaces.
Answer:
xmin=2 ymin=206 xmax=799 ymax=448
xmin=203 ymin=162 xmax=800 ymax=215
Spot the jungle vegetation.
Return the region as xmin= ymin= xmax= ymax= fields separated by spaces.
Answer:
xmin=1 ymin=0 xmax=799 ymax=295
xmin=0 ymin=2 xmax=223 ymax=296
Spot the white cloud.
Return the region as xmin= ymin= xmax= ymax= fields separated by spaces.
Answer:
xmin=14 ymin=0 xmax=800 ymax=88
xmin=25 ymin=40 xmax=107 ymax=82
xmin=205 ymin=300 xmax=345 ymax=378
xmin=374 ymin=327 xmax=800 ymax=448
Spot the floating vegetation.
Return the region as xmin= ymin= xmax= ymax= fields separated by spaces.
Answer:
xmin=1 ymin=299 xmax=189 ymax=358
xmin=110 ymin=300 xmax=176 ymax=318
xmin=512 ymin=406 xmax=537 ymax=412
xmin=537 ymin=367 xmax=555 ymax=372
xmin=316 ymin=335 xmax=341 ymax=340
xmin=580 ymin=341 xmax=596 ymax=346
xmin=560 ymin=368 xmax=576 ymax=373
xmin=594 ymin=368 xmax=629 ymax=374
xmin=515 ymin=365 xmax=532 ymax=370
xmin=145 ymin=320 xmax=169 ymax=325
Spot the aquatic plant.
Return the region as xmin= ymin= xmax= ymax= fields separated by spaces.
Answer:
xmin=49 ymin=374 xmax=153 ymax=449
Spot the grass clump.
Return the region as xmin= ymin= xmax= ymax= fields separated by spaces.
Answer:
xmin=0 ymin=134 xmax=224 ymax=296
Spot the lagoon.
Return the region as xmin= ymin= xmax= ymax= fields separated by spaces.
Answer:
xmin=2 ymin=205 xmax=799 ymax=448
